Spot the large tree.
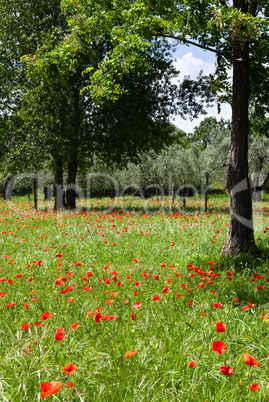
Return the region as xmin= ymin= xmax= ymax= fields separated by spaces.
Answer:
xmin=57 ymin=0 xmax=269 ymax=255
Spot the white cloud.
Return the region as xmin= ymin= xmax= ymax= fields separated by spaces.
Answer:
xmin=171 ymin=53 xmax=232 ymax=133
xmin=173 ymin=52 xmax=216 ymax=80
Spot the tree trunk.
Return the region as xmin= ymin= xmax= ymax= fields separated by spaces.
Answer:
xmin=66 ymin=144 xmax=78 ymax=209
xmin=252 ymin=174 xmax=263 ymax=201
xmin=252 ymin=171 xmax=269 ymax=201
xmin=54 ymin=157 xmax=65 ymax=211
xmin=33 ymin=172 xmax=38 ymax=209
xmin=4 ymin=177 xmax=14 ymax=200
xmin=221 ymin=19 xmax=256 ymax=255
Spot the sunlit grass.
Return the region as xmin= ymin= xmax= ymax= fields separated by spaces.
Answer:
xmin=0 ymin=196 xmax=268 ymax=401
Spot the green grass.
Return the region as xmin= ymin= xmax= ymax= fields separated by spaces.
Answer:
xmin=0 ymin=196 xmax=269 ymax=401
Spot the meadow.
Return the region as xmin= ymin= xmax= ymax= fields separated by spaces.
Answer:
xmin=0 ymin=195 xmax=269 ymax=401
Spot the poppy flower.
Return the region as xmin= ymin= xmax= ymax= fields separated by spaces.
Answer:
xmin=105 ymin=299 xmax=113 ymax=305
xmin=63 ymin=363 xmax=77 ymax=375
xmin=55 ymin=328 xmax=65 ymax=341
xmin=22 ymin=323 xmax=31 ymax=330
xmin=249 ymin=383 xmax=259 ymax=392
xmin=125 ymin=350 xmax=137 ymax=358
xmin=162 ymin=286 xmax=169 ymax=294
xmin=208 ymin=261 xmax=215 ymax=266
xmin=189 ymin=360 xmax=197 ymax=368
xmin=131 ymin=313 xmax=136 ymax=321
xmin=133 ymin=301 xmax=142 ymax=309
xmin=66 ymin=381 xmax=74 ymax=389
xmin=248 ymin=302 xmax=255 ymax=308
xmin=70 ymin=323 xmax=79 ymax=330
xmin=220 ymin=365 xmax=234 ymax=376
xmin=152 ymin=295 xmax=161 ymax=301
xmin=134 ymin=292 xmax=139 ymax=296
xmin=176 ymin=293 xmax=183 ymax=298
xmin=41 ymin=312 xmax=52 ymax=321
xmin=216 ymin=322 xmax=226 ymax=332
xmin=244 ymin=353 xmax=261 ymax=367
xmin=257 ymin=285 xmax=264 ymax=291
xmin=0 ymin=292 xmax=6 ymax=298
xmin=94 ymin=312 xmax=103 ymax=323
xmin=242 ymin=306 xmax=249 ymax=311
xmin=213 ymin=303 xmax=223 ymax=308
xmin=86 ymin=311 xmax=95 ymax=316
xmin=212 ymin=340 xmax=227 ymax=355
xmin=132 ymin=258 xmax=138 ymax=263
xmin=40 ymin=382 xmax=62 ymax=400
xmin=153 ymin=275 xmax=159 ymax=280
xmin=135 ymin=281 xmax=141 ymax=287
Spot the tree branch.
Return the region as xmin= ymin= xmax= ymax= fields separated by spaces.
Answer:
xmin=154 ymin=33 xmax=247 ymax=63
xmin=249 ymin=1 xmax=258 ymax=17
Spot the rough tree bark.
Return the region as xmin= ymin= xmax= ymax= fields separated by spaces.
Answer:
xmin=221 ymin=1 xmax=257 ymax=255
xmin=54 ymin=156 xmax=65 ymax=210
xmin=66 ymin=143 xmax=78 ymax=209
xmin=4 ymin=177 xmax=14 ymax=200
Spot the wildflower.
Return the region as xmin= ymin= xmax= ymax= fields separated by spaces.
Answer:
xmin=249 ymin=383 xmax=260 ymax=392
xmin=22 ymin=323 xmax=31 ymax=330
xmin=244 ymin=353 xmax=261 ymax=367
xmin=152 ymin=295 xmax=161 ymax=301
xmin=125 ymin=350 xmax=137 ymax=358
xmin=212 ymin=340 xmax=227 ymax=355
xmin=55 ymin=328 xmax=65 ymax=341
xmin=40 ymin=382 xmax=62 ymax=400
xmin=216 ymin=322 xmax=226 ymax=332
xmin=220 ymin=365 xmax=234 ymax=376
xmin=63 ymin=363 xmax=77 ymax=375
xmin=94 ymin=312 xmax=103 ymax=323
xmin=66 ymin=381 xmax=74 ymax=389
xmin=41 ymin=312 xmax=52 ymax=321
xmin=131 ymin=313 xmax=136 ymax=321
xmin=133 ymin=301 xmax=142 ymax=309
xmin=189 ymin=360 xmax=197 ymax=368
xmin=213 ymin=303 xmax=223 ymax=308
xmin=70 ymin=323 xmax=79 ymax=330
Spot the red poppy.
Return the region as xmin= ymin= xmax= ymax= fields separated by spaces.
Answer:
xmin=254 ymin=273 xmax=263 ymax=279
xmin=134 ymin=291 xmax=139 ymax=296
xmin=133 ymin=301 xmax=142 ymax=309
xmin=220 ymin=365 xmax=234 ymax=376
xmin=216 ymin=322 xmax=226 ymax=333
xmin=22 ymin=323 xmax=31 ymax=330
xmin=208 ymin=261 xmax=215 ymax=266
xmin=94 ymin=312 xmax=103 ymax=323
xmin=40 ymin=382 xmax=62 ymax=400
xmin=176 ymin=293 xmax=183 ymax=298
xmin=213 ymin=303 xmax=223 ymax=308
xmin=249 ymin=383 xmax=259 ymax=392
xmin=63 ymin=363 xmax=77 ymax=375
xmin=132 ymin=258 xmax=139 ymax=263
xmin=153 ymin=275 xmax=159 ymax=280
xmin=189 ymin=360 xmax=197 ymax=368
xmin=162 ymin=286 xmax=169 ymax=294
xmin=55 ymin=328 xmax=65 ymax=341
xmin=212 ymin=340 xmax=227 ymax=355
xmin=70 ymin=323 xmax=79 ymax=330
xmin=257 ymin=285 xmax=264 ymax=291
xmin=131 ymin=313 xmax=136 ymax=321
xmin=244 ymin=353 xmax=261 ymax=367
xmin=248 ymin=302 xmax=255 ymax=308
xmin=152 ymin=295 xmax=161 ymax=301
xmin=66 ymin=381 xmax=74 ymax=389
xmin=160 ymin=263 xmax=166 ymax=267
xmin=41 ymin=312 xmax=52 ymax=321
xmin=0 ymin=292 xmax=6 ymax=297
xmin=125 ymin=350 xmax=137 ymax=358
xmin=242 ymin=306 xmax=249 ymax=311
xmin=135 ymin=281 xmax=141 ymax=287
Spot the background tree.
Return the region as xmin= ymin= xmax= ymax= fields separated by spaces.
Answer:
xmin=58 ymin=0 xmax=269 ymax=255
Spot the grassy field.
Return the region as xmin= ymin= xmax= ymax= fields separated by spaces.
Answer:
xmin=0 ymin=196 xmax=269 ymax=401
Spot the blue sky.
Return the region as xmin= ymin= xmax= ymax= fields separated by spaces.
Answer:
xmin=171 ymin=42 xmax=231 ymax=133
